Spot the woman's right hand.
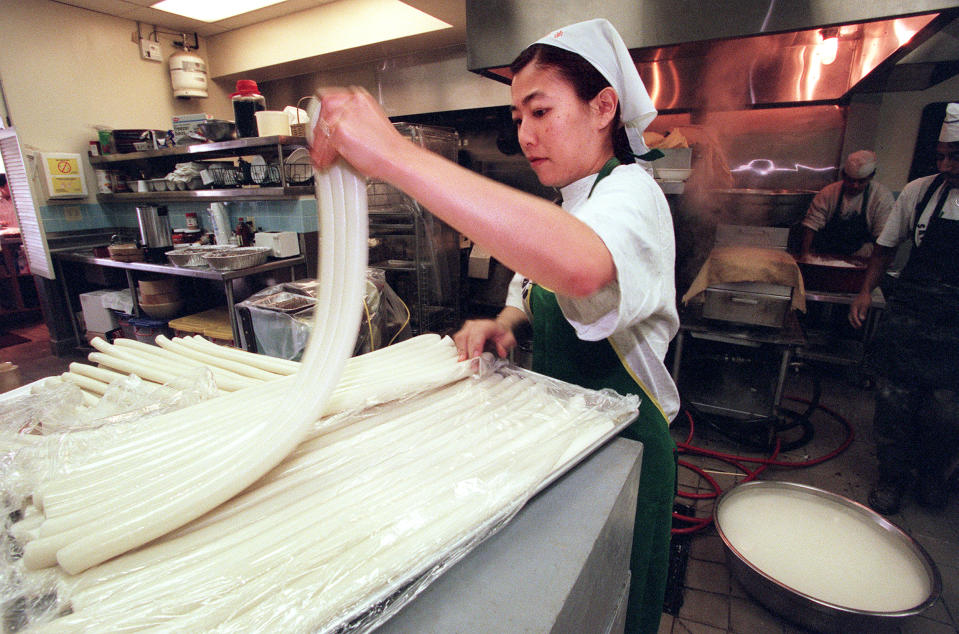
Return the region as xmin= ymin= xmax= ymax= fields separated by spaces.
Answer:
xmin=308 ymin=86 xmax=408 ymax=180
xmin=453 ymin=318 xmax=519 ymax=361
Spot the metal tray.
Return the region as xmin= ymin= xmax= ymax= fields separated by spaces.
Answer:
xmin=324 ymin=362 xmax=640 ymax=633
xmin=251 ymin=291 xmax=315 ymax=313
xmin=201 ymin=247 xmax=270 ymax=271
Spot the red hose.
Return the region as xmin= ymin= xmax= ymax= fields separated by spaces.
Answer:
xmin=671 ymin=396 xmax=855 ymax=534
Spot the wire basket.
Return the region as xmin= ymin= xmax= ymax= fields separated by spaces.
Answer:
xmin=285 ymin=162 xmax=313 ymax=185
xmin=208 ymin=167 xmax=245 ymax=188
xmin=250 ymin=164 xmax=282 ymax=186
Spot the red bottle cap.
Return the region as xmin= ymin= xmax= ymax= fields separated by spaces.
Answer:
xmin=231 ymin=79 xmax=261 ymax=98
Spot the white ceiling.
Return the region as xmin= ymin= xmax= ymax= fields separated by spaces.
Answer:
xmin=52 ymin=0 xmax=465 ymax=38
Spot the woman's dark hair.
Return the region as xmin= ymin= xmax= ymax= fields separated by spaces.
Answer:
xmin=509 ymin=44 xmax=634 ymax=164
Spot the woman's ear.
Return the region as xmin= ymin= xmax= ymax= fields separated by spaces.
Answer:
xmin=591 ymin=87 xmax=619 ymax=129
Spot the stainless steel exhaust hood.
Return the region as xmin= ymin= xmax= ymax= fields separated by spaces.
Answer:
xmin=466 ymin=0 xmax=959 ymax=111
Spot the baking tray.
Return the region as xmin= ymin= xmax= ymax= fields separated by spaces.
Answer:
xmin=166 ymin=246 xmax=230 ymax=268
xmin=323 ymin=361 xmax=640 ymax=633
xmin=201 ymin=247 xmax=270 ymax=271
xmin=251 ymin=291 xmax=315 ymax=313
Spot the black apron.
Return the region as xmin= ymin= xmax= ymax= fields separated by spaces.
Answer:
xmin=811 ymin=184 xmax=872 ymax=255
xmin=868 ymin=177 xmax=959 ymax=389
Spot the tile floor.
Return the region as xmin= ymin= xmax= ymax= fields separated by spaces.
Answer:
xmin=661 ymin=362 xmax=959 ymax=634
xmin=1 ymin=321 xmax=956 ymax=633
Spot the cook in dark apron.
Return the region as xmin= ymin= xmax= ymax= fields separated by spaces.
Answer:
xmin=524 ymin=158 xmax=677 ymax=634
xmin=867 ymin=174 xmax=959 ymax=514
xmin=811 ymin=183 xmax=872 ymax=256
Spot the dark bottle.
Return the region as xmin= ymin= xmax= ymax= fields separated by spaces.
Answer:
xmin=231 ymin=80 xmax=266 ymax=138
xmin=235 ymin=217 xmax=253 ymax=246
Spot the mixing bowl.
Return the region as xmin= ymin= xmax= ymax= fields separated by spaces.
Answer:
xmin=714 ymin=481 xmax=941 ymax=633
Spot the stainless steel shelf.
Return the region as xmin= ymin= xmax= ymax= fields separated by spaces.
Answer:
xmin=97 ymin=186 xmax=314 ymax=203
xmin=89 ymin=136 xmax=308 ymax=165
xmin=90 ymin=136 xmax=314 ymax=202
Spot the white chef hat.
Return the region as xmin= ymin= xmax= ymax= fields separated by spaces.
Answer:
xmin=939 ymin=103 xmax=959 ymax=142
xmin=843 ymin=150 xmax=877 ymax=179
xmin=535 ymin=18 xmax=656 ymax=156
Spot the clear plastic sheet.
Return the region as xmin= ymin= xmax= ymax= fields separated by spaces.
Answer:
xmin=0 ymin=361 xmax=637 ymax=632
xmin=238 ymin=269 xmax=410 ymax=360
xmin=0 ymin=381 xmax=87 ymax=437
xmin=0 ymin=368 xmax=226 ymax=631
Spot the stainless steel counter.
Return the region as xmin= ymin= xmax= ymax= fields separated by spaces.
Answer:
xmin=53 ymin=249 xmax=307 ymax=347
xmin=381 ymin=437 xmax=642 ymax=634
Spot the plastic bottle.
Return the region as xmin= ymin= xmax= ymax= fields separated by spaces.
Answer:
xmin=207 ymin=203 xmax=232 ymax=245
xmin=231 ymin=80 xmax=266 ymax=138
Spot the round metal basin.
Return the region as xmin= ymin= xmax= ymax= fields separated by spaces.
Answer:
xmin=712 ymin=188 xmax=817 ymax=227
xmin=714 ymin=481 xmax=941 ymax=633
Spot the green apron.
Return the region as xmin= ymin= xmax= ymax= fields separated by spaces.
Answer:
xmin=526 ymin=158 xmax=677 ymax=634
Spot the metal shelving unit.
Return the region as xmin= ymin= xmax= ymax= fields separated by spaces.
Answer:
xmin=367 ymin=124 xmax=461 ymax=335
xmin=89 ymin=136 xmax=313 ymax=202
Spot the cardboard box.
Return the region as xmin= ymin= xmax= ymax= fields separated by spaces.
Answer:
xmin=468 ymin=243 xmax=492 ymax=279
xmin=79 ymin=289 xmax=121 ymax=333
xmin=171 ymin=113 xmax=212 ymax=139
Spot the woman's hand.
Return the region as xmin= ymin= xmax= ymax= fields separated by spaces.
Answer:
xmin=308 ymin=86 xmax=408 ymax=179
xmin=453 ymin=312 xmax=524 ymax=361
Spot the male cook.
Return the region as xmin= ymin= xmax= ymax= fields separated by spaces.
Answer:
xmin=849 ymin=104 xmax=959 ymax=515
xmin=800 ymin=150 xmax=894 ymax=258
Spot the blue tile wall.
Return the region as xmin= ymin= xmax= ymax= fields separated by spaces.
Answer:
xmin=39 ymin=197 xmax=319 ymax=236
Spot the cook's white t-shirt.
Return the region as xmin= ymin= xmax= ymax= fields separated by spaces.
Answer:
xmin=506 ymin=163 xmax=680 ymax=422
xmin=878 ymin=174 xmax=959 ymax=248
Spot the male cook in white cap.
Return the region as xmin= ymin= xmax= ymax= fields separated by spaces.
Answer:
xmin=800 ymin=149 xmax=894 ymax=258
xmin=849 ymin=103 xmax=959 ymax=515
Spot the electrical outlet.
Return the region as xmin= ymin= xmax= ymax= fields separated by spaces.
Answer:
xmin=140 ymin=39 xmax=162 ymax=62
xmin=63 ymin=206 xmax=82 ymax=222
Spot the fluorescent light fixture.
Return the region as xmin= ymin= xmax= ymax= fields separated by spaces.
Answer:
xmin=151 ymin=0 xmax=288 ymax=23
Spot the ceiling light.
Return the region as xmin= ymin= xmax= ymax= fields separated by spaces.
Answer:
xmin=151 ymin=0 xmax=288 ymax=23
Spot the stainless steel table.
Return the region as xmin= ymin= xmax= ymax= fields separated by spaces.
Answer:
xmin=798 ymin=287 xmax=885 ymax=366
xmin=52 ymin=250 xmax=307 ymax=348
xmin=380 ymin=437 xmax=642 ymax=634
xmin=671 ymin=306 xmax=805 ymax=420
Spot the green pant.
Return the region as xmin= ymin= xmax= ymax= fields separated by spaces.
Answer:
xmin=527 ymin=284 xmax=677 ymax=633
xmin=621 ymin=396 xmax=677 ymax=634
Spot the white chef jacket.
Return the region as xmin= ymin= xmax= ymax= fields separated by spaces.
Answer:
xmin=506 ymin=163 xmax=681 ymax=421
xmin=801 ymin=180 xmax=895 ymax=238
xmin=877 ymin=174 xmax=959 ymax=248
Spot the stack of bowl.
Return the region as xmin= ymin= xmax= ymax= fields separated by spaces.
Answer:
xmin=137 ymin=278 xmax=183 ymax=320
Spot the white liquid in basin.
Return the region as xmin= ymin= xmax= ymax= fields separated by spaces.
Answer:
xmin=717 ymin=487 xmax=931 ymax=612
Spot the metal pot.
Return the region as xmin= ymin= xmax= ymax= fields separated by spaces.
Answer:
xmin=714 ymin=481 xmax=941 ymax=633
xmin=712 ymin=189 xmax=817 ymax=227
xmin=197 ymin=119 xmax=237 ymax=142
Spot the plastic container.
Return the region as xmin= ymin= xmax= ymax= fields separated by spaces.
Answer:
xmin=115 ymin=312 xmax=136 ymax=339
xmin=129 ymin=316 xmax=172 ymax=345
xmin=231 ymin=80 xmax=266 ymax=138
xmin=254 ymin=110 xmax=291 ymax=137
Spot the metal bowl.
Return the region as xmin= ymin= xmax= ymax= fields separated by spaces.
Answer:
xmin=712 ymin=188 xmax=817 ymax=227
xmin=201 ymin=247 xmax=270 ymax=271
xmin=715 ymin=481 xmax=941 ymax=633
